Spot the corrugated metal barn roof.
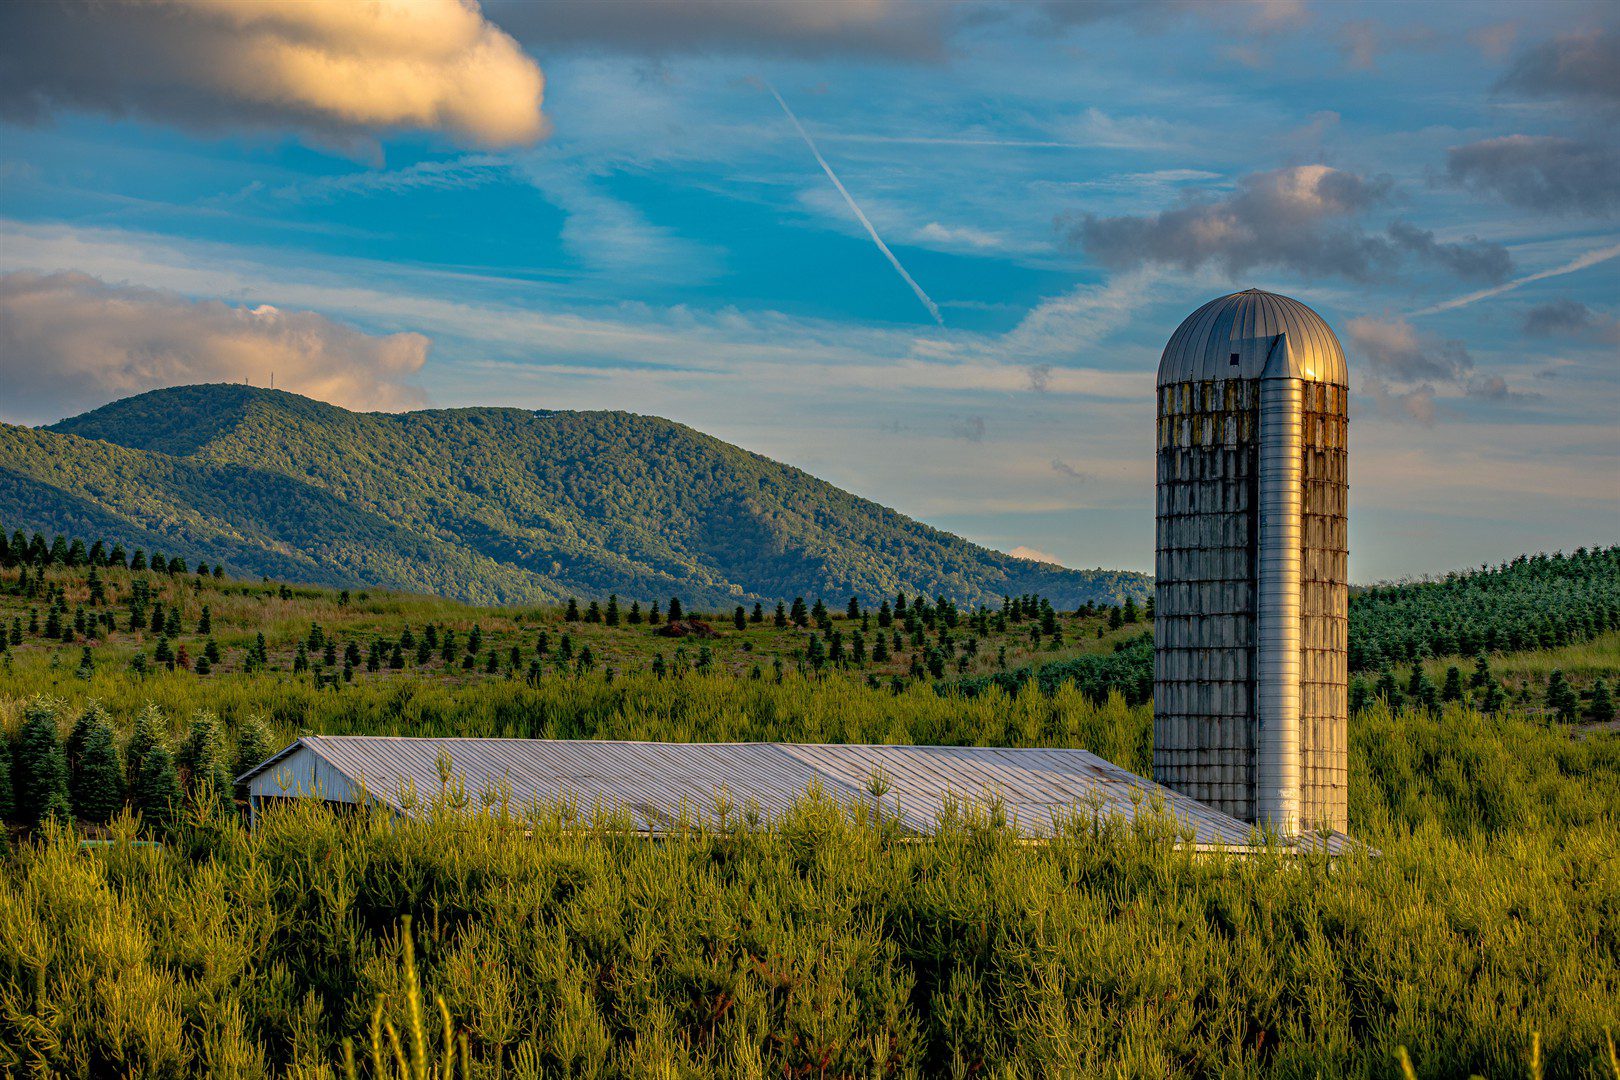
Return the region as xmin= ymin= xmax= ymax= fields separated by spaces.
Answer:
xmin=241 ymin=736 xmax=1355 ymax=852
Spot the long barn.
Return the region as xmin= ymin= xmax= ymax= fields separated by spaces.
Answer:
xmin=237 ymin=735 xmax=1354 ymax=852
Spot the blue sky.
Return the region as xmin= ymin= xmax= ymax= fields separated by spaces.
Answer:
xmin=0 ymin=0 xmax=1615 ymax=581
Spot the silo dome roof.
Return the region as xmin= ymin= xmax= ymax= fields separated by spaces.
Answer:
xmin=1158 ymin=289 xmax=1348 ymax=386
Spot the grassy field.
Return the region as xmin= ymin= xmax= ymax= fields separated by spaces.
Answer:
xmin=0 ymin=560 xmax=1151 ymax=697
xmin=1 ymin=546 xmax=1618 ymax=1075
xmin=0 ymin=697 xmax=1616 ymax=1078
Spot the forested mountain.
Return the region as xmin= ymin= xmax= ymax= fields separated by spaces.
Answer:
xmin=0 ymin=384 xmax=1147 ymax=608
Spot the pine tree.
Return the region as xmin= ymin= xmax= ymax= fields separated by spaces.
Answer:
xmin=790 ymin=598 xmax=808 ymax=628
xmin=628 ymin=600 xmax=643 ymax=624
xmin=14 ymin=698 xmax=71 ymax=826
xmin=806 ymin=633 xmax=826 ymax=671
xmin=872 ymin=633 xmax=889 ymax=663
xmin=1108 ymin=607 xmax=1124 ymax=631
xmin=1123 ymin=597 xmax=1139 ymax=624
xmin=751 ymin=602 xmax=764 ymax=624
xmin=75 ymin=647 xmax=94 ymax=681
xmin=125 ymin=705 xmax=166 ymax=791
xmin=649 ymin=600 xmax=662 ymax=625
xmin=1375 ymin=667 xmax=1402 ymax=708
xmin=774 ymin=601 xmax=787 ymax=628
xmin=0 ymin=734 xmax=11 ymax=821
xmin=846 ymin=596 xmax=861 ymax=620
xmin=605 ymin=594 xmax=620 ymax=626
xmin=668 ymin=597 xmax=684 ymax=622
xmin=1587 ymin=678 xmax=1615 ymax=724
xmin=565 ymin=598 xmax=580 ymax=621
xmin=586 ymin=600 xmax=602 ymax=624
xmin=179 ymin=711 xmax=232 ymax=812
xmin=68 ymin=704 xmax=123 ymax=824
xmin=133 ymin=742 xmax=182 ymax=835
xmin=87 ymin=565 xmax=105 ymax=605
xmin=1546 ymin=669 xmax=1578 ymax=723
xmin=197 ymin=605 xmax=212 ymax=634
xmin=1441 ymin=666 xmax=1463 ymax=702
xmin=733 ymin=606 xmax=747 ymax=631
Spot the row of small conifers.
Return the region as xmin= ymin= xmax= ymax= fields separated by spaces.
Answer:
xmin=0 ymin=681 xmax=1616 ymax=1076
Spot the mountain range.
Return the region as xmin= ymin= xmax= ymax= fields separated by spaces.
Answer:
xmin=0 ymin=384 xmax=1148 ymax=608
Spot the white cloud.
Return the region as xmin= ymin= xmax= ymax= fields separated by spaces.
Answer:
xmin=0 ymin=0 xmax=547 ymax=148
xmin=0 ymin=271 xmax=428 ymax=424
xmin=1007 ymin=545 xmax=1064 ymax=565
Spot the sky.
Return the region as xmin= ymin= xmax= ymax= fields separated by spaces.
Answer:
xmin=0 ymin=0 xmax=1615 ymax=582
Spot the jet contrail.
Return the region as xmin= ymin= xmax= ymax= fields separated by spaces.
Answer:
xmin=1409 ymin=239 xmax=1620 ymax=316
xmin=766 ymin=83 xmax=943 ymax=326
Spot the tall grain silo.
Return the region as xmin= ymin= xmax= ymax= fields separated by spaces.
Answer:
xmin=1153 ymin=289 xmax=1348 ymax=834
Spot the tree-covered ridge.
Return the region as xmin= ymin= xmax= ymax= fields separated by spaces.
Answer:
xmin=1348 ymin=545 xmax=1620 ymax=671
xmin=15 ymin=383 xmax=1149 ymax=608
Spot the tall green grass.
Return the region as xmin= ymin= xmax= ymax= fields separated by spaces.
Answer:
xmin=0 ymin=697 xmax=1615 ymax=1076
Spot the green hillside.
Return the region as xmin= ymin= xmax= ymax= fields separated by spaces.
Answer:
xmin=0 ymin=384 xmax=1146 ymax=608
xmin=0 ymin=537 xmax=1617 ymax=1075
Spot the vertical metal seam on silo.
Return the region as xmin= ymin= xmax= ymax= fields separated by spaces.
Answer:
xmin=1256 ymin=332 xmax=1303 ymax=834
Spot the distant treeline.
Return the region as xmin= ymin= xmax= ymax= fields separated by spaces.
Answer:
xmin=950 ymin=632 xmax=1153 ymax=706
xmin=0 ymin=527 xmax=224 ymax=579
xmin=1349 ymin=546 xmax=1619 ymax=670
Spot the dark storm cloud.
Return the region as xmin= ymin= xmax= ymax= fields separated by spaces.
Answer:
xmin=483 ymin=0 xmax=955 ymax=59
xmin=1496 ymin=26 xmax=1620 ymax=109
xmin=1522 ymin=299 xmax=1620 ymax=343
xmin=1348 ymin=316 xmax=1474 ymax=384
xmin=1445 ymin=135 xmax=1620 ymax=217
xmin=1030 ymin=0 xmax=1309 ymax=33
xmin=1348 ymin=316 xmax=1538 ymax=424
xmin=951 ymin=415 xmax=987 ymax=442
xmin=1051 ymin=459 xmax=1090 ymax=483
xmin=1385 ymin=221 xmax=1514 ymax=284
xmin=1064 ymin=166 xmax=1512 ymax=284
